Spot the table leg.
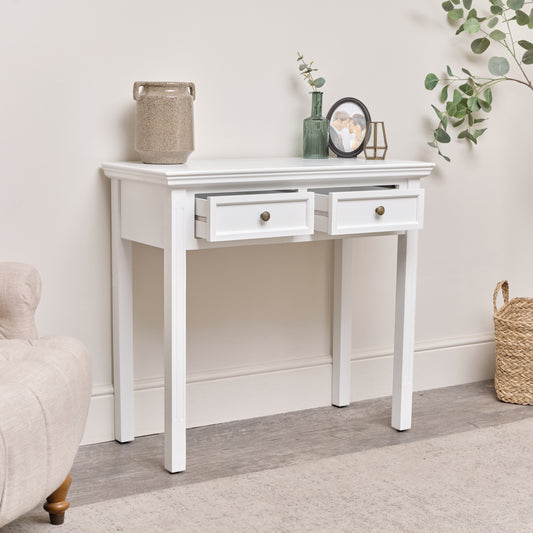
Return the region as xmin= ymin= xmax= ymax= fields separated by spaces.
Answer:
xmin=392 ymin=230 xmax=418 ymax=431
xmin=332 ymin=239 xmax=352 ymax=407
xmin=163 ymin=190 xmax=187 ymax=473
xmin=110 ymin=179 xmax=135 ymax=443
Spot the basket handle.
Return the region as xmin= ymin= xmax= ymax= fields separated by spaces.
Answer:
xmin=493 ymin=280 xmax=509 ymax=313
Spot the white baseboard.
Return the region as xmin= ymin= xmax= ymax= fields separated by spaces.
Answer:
xmin=80 ymin=335 xmax=495 ymax=445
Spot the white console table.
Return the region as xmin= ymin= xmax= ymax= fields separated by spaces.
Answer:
xmin=102 ymin=157 xmax=434 ymax=473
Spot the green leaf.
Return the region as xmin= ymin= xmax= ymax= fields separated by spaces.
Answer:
xmin=468 ymin=112 xmax=474 ymax=126
xmin=490 ymin=29 xmax=506 ymax=40
xmin=453 ymin=118 xmax=466 ymax=127
xmin=474 ymin=118 xmax=487 ymax=123
xmin=459 ymin=82 xmax=474 ymax=95
xmin=456 ymin=24 xmax=465 ymax=35
xmin=453 ymin=89 xmax=462 ymax=104
xmin=488 ymin=16 xmax=499 ymax=27
xmin=516 ymin=10 xmax=529 ymax=24
xmin=448 ymin=8 xmax=464 ymax=19
xmin=467 ymin=96 xmax=480 ymax=111
xmin=442 ymin=0 xmax=455 ymax=10
xmin=529 ymin=8 xmax=533 ymax=29
xmin=462 ymin=68 xmax=473 ymax=76
xmin=428 ymin=141 xmax=438 ymax=148
xmin=441 ymin=85 xmax=449 ymax=102
xmin=507 ymin=0 xmax=524 ymax=9
xmin=463 ymin=0 xmax=472 ymax=8
xmin=438 ymin=151 xmax=451 ymax=162
xmin=518 ymin=40 xmax=533 ymax=50
xmin=479 ymin=100 xmax=492 ymax=112
xmin=491 ymin=5 xmax=503 ymax=14
xmin=458 ymin=130 xmax=469 ymax=139
xmin=455 ymin=105 xmax=468 ymax=119
xmin=474 ymin=128 xmax=487 ymax=139
xmin=464 ymin=17 xmax=480 ymax=32
xmin=467 ymin=132 xmax=478 ymax=144
xmin=314 ymin=77 xmax=325 ymax=88
xmin=435 ymin=128 xmax=451 ymax=143
xmin=523 ymin=49 xmax=533 ymax=64
xmin=446 ymin=65 xmax=454 ymax=76
xmin=431 ymin=104 xmax=444 ymax=121
xmin=490 ymin=0 xmax=504 ymax=6
xmin=298 ymin=64 xmax=306 ymax=71
xmin=442 ymin=115 xmax=449 ymax=130
xmin=488 ymin=56 xmax=510 ymax=75
xmin=471 ymin=37 xmax=490 ymax=53
xmin=425 ymin=73 xmax=439 ymax=90
xmin=451 ymin=0 xmax=460 ymax=3
xmin=484 ymin=88 xmax=493 ymax=103
xmin=446 ymin=101 xmax=458 ymax=115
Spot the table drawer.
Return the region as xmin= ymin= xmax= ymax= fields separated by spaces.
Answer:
xmin=314 ymin=187 xmax=424 ymax=235
xmin=195 ymin=191 xmax=314 ymax=242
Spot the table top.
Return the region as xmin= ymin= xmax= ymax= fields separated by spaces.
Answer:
xmin=102 ymin=157 xmax=435 ymax=187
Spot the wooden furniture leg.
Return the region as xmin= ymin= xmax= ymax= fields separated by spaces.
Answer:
xmin=111 ymin=178 xmax=135 ymax=443
xmin=163 ymin=190 xmax=187 ymax=473
xmin=43 ymin=474 xmax=72 ymax=525
xmin=332 ymin=238 xmax=353 ymax=407
xmin=392 ymin=230 xmax=418 ymax=431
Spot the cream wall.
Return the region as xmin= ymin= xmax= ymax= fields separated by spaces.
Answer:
xmin=2 ymin=1 xmax=532 ymax=444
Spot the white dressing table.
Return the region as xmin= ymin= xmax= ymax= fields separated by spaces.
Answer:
xmin=102 ymin=157 xmax=434 ymax=473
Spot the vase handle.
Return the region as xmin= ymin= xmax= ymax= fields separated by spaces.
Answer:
xmin=493 ymin=280 xmax=509 ymax=313
xmin=133 ymin=82 xmax=146 ymax=101
xmin=186 ymin=82 xmax=196 ymax=101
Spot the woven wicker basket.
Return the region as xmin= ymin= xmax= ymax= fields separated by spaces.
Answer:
xmin=493 ymin=280 xmax=533 ymax=405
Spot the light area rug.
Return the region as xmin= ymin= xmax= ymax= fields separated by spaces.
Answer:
xmin=4 ymin=418 xmax=533 ymax=533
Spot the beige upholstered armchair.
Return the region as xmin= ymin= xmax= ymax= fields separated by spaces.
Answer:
xmin=0 ymin=263 xmax=91 ymax=527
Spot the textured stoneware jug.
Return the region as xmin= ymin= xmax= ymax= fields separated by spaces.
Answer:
xmin=133 ymin=81 xmax=196 ymax=164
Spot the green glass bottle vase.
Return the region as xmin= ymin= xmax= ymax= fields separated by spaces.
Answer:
xmin=303 ymin=91 xmax=329 ymax=159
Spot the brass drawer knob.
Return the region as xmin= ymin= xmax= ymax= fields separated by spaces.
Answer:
xmin=260 ymin=211 xmax=271 ymax=222
xmin=375 ymin=206 xmax=385 ymax=216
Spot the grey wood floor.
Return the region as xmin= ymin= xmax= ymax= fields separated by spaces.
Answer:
xmin=68 ymin=380 xmax=533 ymax=507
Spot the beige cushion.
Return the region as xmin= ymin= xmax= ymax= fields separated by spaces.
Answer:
xmin=0 ymin=263 xmax=41 ymax=340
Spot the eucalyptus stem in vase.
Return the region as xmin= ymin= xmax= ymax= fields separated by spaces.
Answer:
xmin=297 ymin=52 xmax=329 ymax=158
xmin=424 ymin=0 xmax=533 ymax=161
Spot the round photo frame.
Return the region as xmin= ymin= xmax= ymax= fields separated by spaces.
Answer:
xmin=326 ymin=97 xmax=371 ymax=158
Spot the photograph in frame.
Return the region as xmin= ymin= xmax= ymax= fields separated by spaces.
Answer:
xmin=327 ymin=98 xmax=371 ymax=158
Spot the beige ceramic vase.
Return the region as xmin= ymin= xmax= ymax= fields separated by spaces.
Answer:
xmin=133 ymin=81 xmax=196 ymax=164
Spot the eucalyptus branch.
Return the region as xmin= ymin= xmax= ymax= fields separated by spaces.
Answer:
xmin=425 ymin=0 xmax=533 ymax=161
xmin=296 ymin=52 xmax=326 ymax=92
xmin=502 ymin=10 xmax=533 ymax=86
xmin=502 ymin=10 xmax=517 ymax=56
xmin=505 ymin=75 xmax=533 ymax=87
